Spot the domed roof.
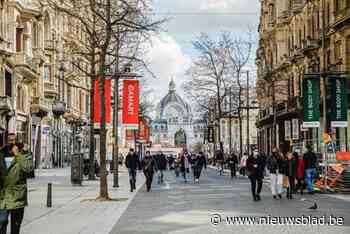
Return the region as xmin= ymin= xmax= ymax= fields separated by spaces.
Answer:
xmin=158 ymin=78 xmax=191 ymax=118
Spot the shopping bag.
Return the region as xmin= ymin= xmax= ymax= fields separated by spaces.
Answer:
xmin=282 ymin=176 xmax=290 ymax=188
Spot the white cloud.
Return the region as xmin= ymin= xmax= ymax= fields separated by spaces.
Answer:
xmin=144 ymin=33 xmax=192 ymax=100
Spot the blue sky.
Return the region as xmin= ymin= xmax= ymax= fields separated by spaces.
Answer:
xmin=145 ymin=0 xmax=260 ymax=101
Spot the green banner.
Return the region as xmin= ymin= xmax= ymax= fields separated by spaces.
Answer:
xmin=330 ymin=77 xmax=348 ymax=127
xmin=303 ymin=76 xmax=320 ymax=128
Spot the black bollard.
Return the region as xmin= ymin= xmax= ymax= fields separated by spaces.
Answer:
xmin=47 ymin=183 xmax=52 ymax=208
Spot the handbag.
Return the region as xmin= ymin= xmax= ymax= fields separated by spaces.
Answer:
xmin=0 ymin=209 xmax=8 ymax=223
xmin=283 ymin=176 xmax=290 ymax=188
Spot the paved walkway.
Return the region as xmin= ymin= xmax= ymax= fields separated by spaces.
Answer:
xmin=20 ymin=167 xmax=145 ymax=234
xmin=111 ymin=168 xmax=350 ymax=234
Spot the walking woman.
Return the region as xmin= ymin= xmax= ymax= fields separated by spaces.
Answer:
xmin=285 ymin=152 xmax=297 ymax=199
xmin=267 ymin=147 xmax=284 ymax=199
xmin=0 ymin=143 xmax=33 ymax=234
xmin=295 ymin=152 xmax=305 ymax=195
xmin=142 ymin=151 xmax=155 ymax=192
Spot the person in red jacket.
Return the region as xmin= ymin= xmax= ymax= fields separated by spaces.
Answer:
xmin=295 ymin=152 xmax=305 ymax=195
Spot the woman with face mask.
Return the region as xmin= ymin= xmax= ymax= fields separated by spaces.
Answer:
xmin=0 ymin=143 xmax=33 ymax=234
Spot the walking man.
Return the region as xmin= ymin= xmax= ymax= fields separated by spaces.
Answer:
xmin=157 ymin=152 xmax=167 ymax=184
xmin=246 ymin=151 xmax=266 ymax=201
xmin=125 ymin=148 xmax=140 ymax=192
xmin=227 ymin=153 xmax=238 ymax=178
xmin=303 ymin=145 xmax=317 ymax=194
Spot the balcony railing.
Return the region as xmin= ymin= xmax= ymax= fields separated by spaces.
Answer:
xmin=15 ymin=53 xmax=38 ymax=73
xmin=31 ymin=96 xmax=51 ymax=115
xmin=0 ymin=96 xmax=13 ymax=112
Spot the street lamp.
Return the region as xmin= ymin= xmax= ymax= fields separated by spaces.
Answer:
xmin=112 ymin=64 xmax=141 ymax=188
xmin=52 ymin=62 xmax=67 ymax=168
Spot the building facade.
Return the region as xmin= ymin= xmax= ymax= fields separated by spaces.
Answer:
xmin=256 ymin=0 xmax=350 ymax=155
xmin=0 ymin=0 xmax=90 ymax=168
xmin=151 ymin=79 xmax=206 ymax=150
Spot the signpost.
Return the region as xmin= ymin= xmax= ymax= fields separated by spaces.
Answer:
xmin=302 ymin=76 xmax=321 ymax=128
xmin=330 ymin=76 xmax=348 ymax=128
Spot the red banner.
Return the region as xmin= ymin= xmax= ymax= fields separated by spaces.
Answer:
xmin=122 ymin=80 xmax=139 ymax=128
xmin=138 ymin=119 xmax=147 ymax=141
xmin=93 ymin=79 xmax=111 ymax=123
xmin=125 ymin=129 xmax=135 ymax=141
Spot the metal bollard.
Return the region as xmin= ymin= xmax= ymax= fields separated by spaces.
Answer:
xmin=47 ymin=183 xmax=52 ymax=208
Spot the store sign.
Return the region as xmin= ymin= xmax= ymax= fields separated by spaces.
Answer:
xmin=122 ymin=80 xmax=139 ymax=129
xmin=284 ymin=120 xmax=291 ymax=140
xmin=292 ymin=119 xmax=299 ymax=140
xmin=302 ymin=76 xmax=320 ymax=128
xmin=330 ymin=77 xmax=348 ymax=127
xmin=93 ymin=79 xmax=111 ymax=124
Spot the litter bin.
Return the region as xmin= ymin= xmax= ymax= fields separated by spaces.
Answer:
xmin=71 ymin=153 xmax=83 ymax=186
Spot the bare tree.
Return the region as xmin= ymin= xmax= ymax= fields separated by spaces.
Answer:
xmin=183 ymin=33 xmax=233 ymax=152
xmin=223 ymin=32 xmax=253 ymax=158
xmin=42 ymin=0 xmax=165 ymax=200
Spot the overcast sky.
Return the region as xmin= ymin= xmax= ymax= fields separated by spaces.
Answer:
xmin=144 ymin=0 xmax=260 ymax=103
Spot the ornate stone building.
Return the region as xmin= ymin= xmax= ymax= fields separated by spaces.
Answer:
xmin=256 ymin=0 xmax=350 ymax=155
xmin=0 ymin=0 xmax=90 ymax=168
xmin=151 ymin=79 xmax=206 ymax=150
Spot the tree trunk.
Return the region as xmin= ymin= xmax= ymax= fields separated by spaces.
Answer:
xmin=89 ymin=71 xmax=96 ymax=180
xmin=99 ymin=66 xmax=109 ymax=199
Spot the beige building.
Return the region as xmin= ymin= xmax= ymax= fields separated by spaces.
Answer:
xmin=0 ymin=0 xmax=90 ymax=168
xmin=256 ymin=0 xmax=350 ymax=155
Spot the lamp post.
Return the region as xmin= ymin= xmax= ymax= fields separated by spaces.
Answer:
xmin=112 ymin=64 xmax=141 ymax=188
xmin=52 ymin=62 xmax=66 ymax=167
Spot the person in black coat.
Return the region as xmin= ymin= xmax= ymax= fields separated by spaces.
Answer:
xmin=142 ymin=151 xmax=155 ymax=192
xmin=215 ymin=150 xmax=224 ymax=176
xmin=198 ymin=152 xmax=207 ymax=171
xmin=157 ymin=152 xmax=167 ymax=184
xmin=285 ymin=152 xmax=297 ymax=199
xmin=247 ymin=152 xmax=266 ymax=201
xmin=226 ymin=153 xmax=238 ymax=178
xmin=125 ymin=148 xmax=140 ymax=192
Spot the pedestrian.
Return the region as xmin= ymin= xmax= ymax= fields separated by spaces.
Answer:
xmin=303 ymin=145 xmax=317 ymax=194
xmin=157 ymin=152 xmax=167 ymax=184
xmin=267 ymin=147 xmax=284 ymax=199
xmin=0 ymin=143 xmax=33 ymax=234
xmin=174 ymin=155 xmax=181 ymax=177
xmin=142 ymin=151 xmax=155 ymax=192
xmin=227 ymin=153 xmax=238 ymax=178
xmin=239 ymin=153 xmax=248 ymax=176
xmin=125 ymin=148 xmax=140 ymax=192
xmin=190 ymin=154 xmax=200 ymax=183
xmin=180 ymin=150 xmax=189 ymax=183
xmin=285 ymin=152 xmax=297 ymax=199
xmin=215 ymin=150 xmax=224 ymax=176
xmin=197 ymin=152 xmax=207 ymax=182
xmin=246 ymin=151 xmax=265 ymax=201
xmin=295 ymin=152 xmax=305 ymax=195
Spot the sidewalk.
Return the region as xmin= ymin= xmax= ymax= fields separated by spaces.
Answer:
xmin=19 ymin=167 xmax=145 ymax=234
